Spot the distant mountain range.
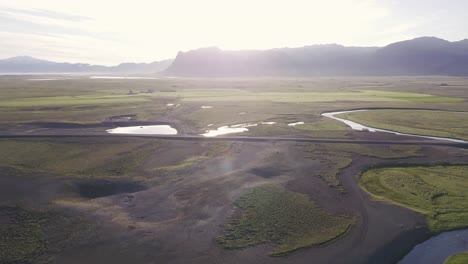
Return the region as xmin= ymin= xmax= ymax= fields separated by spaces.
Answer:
xmin=165 ymin=37 xmax=468 ymax=76
xmin=2 ymin=37 xmax=468 ymax=76
xmin=0 ymin=56 xmax=173 ymax=74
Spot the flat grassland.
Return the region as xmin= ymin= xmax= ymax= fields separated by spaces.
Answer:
xmin=0 ymin=77 xmax=467 ymax=139
xmin=361 ymin=165 xmax=468 ymax=233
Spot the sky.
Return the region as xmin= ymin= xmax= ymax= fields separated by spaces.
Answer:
xmin=0 ymin=0 xmax=467 ymax=65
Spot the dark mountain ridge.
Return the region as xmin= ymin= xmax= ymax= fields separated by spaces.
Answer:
xmin=165 ymin=37 xmax=468 ymax=77
xmin=3 ymin=37 xmax=468 ymax=76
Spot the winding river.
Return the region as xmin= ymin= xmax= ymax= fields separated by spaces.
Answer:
xmin=322 ymin=109 xmax=468 ymax=263
xmin=398 ymin=229 xmax=468 ymax=264
xmin=321 ymin=109 xmax=468 ymax=144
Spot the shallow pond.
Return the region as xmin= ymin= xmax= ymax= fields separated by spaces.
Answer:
xmin=201 ymin=126 xmax=249 ymax=137
xmin=201 ymin=122 xmax=274 ymax=137
xmin=399 ymin=229 xmax=468 ymax=264
xmin=288 ymin=121 xmax=304 ymax=126
xmin=107 ymin=125 xmax=177 ymax=135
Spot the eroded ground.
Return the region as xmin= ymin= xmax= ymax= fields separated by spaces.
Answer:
xmin=1 ymin=137 xmax=467 ymax=264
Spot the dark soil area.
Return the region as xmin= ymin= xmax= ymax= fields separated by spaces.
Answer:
xmin=76 ymin=179 xmax=147 ymax=199
xmin=1 ymin=137 xmax=467 ymax=264
xmin=248 ymin=166 xmax=286 ymax=178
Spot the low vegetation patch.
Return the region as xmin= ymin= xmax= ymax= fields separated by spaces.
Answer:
xmin=0 ymin=139 xmax=158 ymax=178
xmin=161 ymin=89 xmax=462 ymax=103
xmin=0 ymin=205 xmax=89 ymax=264
xmin=302 ymin=144 xmax=421 ymax=187
xmin=445 ymin=252 xmax=468 ymax=264
xmin=219 ymin=185 xmax=352 ymax=256
xmin=309 ymin=144 xmax=422 ymax=159
xmin=248 ymin=167 xmax=285 ymax=178
xmin=155 ymin=156 xmax=207 ymax=172
xmin=361 ymin=165 xmax=468 ymax=233
xmin=245 ymin=118 xmax=350 ymax=138
xmin=0 ymin=206 xmax=47 ymax=263
xmin=149 ymin=143 xmax=230 ymax=176
xmin=0 ymin=94 xmax=150 ymax=107
xmin=358 ymin=90 xmax=464 ymax=103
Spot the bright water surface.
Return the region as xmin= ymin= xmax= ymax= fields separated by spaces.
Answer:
xmin=106 ymin=125 xmax=177 ymax=135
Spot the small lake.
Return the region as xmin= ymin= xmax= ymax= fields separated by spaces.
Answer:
xmin=288 ymin=121 xmax=304 ymax=126
xmin=106 ymin=125 xmax=177 ymax=135
xmin=399 ymin=229 xmax=468 ymax=264
xmin=201 ymin=122 xmax=275 ymax=137
xmin=322 ymin=110 xmax=468 ymax=144
xmin=201 ymin=126 xmax=249 ymax=137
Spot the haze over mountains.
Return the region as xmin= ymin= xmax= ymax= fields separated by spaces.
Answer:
xmin=0 ymin=56 xmax=173 ymax=74
xmin=2 ymin=37 xmax=468 ymax=76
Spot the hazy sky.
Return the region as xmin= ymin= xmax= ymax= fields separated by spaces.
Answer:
xmin=1 ymin=0 xmax=467 ymax=65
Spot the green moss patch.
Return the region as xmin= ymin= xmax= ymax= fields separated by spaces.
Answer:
xmin=0 ymin=205 xmax=90 ymax=264
xmin=219 ymin=185 xmax=352 ymax=256
xmin=445 ymin=252 xmax=468 ymax=264
xmin=0 ymin=139 xmax=158 ymax=178
xmin=361 ymin=165 xmax=468 ymax=233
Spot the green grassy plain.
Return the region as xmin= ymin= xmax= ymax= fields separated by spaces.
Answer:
xmin=219 ymin=185 xmax=352 ymax=256
xmin=158 ymin=89 xmax=462 ymax=103
xmin=0 ymin=94 xmax=150 ymax=107
xmin=339 ymin=110 xmax=468 ymax=141
xmin=445 ymin=252 xmax=468 ymax=264
xmin=361 ymin=166 xmax=468 ymax=233
xmin=0 ymin=77 xmax=466 ymax=134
